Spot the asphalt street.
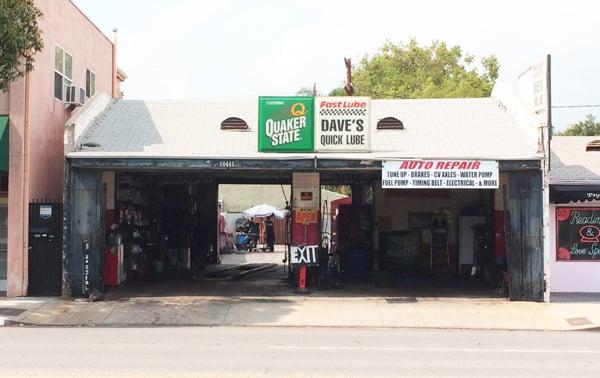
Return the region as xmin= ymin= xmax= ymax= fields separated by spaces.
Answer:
xmin=0 ymin=326 xmax=599 ymax=377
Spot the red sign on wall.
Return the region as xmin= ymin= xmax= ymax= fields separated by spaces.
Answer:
xmin=300 ymin=192 xmax=313 ymax=201
xmin=295 ymin=208 xmax=318 ymax=225
xmin=292 ymin=172 xmax=320 ymax=246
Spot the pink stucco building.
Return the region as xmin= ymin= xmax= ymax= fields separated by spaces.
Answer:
xmin=549 ymin=136 xmax=600 ymax=293
xmin=0 ymin=0 xmax=124 ymax=296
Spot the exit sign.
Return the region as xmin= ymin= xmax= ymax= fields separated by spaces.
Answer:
xmin=290 ymin=245 xmax=318 ymax=266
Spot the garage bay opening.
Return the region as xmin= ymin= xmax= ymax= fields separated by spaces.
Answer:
xmin=312 ymin=184 xmax=503 ymax=298
xmin=92 ymin=169 xmax=510 ymax=299
xmin=371 ymin=184 xmax=506 ymax=297
xmin=101 ymin=173 xmax=298 ymax=297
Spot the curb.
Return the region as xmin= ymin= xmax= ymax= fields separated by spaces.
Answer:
xmin=2 ymin=319 xmax=593 ymax=332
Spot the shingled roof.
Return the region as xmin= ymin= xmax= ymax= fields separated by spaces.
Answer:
xmin=550 ymin=136 xmax=600 ymax=184
xmin=66 ymin=88 xmax=541 ymax=161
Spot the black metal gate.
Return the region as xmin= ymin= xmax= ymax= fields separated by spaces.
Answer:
xmin=505 ymin=171 xmax=545 ymax=301
xmin=28 ymin=202 xmax=63 ymax=295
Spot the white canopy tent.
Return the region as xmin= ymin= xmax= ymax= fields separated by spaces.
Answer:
xmin=243 ymin=204 xmax=289 ymax=220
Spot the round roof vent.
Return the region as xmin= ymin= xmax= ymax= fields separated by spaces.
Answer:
xmin=221 ymin=117 xmax=248 ymax=130
xmin=377 ymin=117 xmax=404 ymax=130
xmin=586 ymin=140 xmax=600 ymax=151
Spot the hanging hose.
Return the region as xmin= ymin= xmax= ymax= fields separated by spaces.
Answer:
xmin=279 ymin=180 xmax=293 ymax=279
xmin=280 ymin=182 xmax=289 ymax=208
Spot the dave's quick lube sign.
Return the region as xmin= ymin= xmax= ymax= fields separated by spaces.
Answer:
xmin=315 ymin=97 xmax=370 ymax=152
xmin=258 ymin=97 xmax=314 ymax=152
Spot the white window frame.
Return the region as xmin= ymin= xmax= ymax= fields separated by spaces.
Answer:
xmin=85 ymin=69 xmax=96 ymax=98
xmin=54 ymin=44 xmax=73 ymax=101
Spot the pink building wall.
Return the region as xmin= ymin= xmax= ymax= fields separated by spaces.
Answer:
xmin=550 ymin=202 xmax=600 ymax=293
xmin=0 ymin=93 xmax=8 ymax=114
xmin=7 ymin=78 xmax=26 ymax=297
xmin=6 ymin=0 xmax=116 ymax=296
xmin=28 ymin=0 xmax=114 ymax=201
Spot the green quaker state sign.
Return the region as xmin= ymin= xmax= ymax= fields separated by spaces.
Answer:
xmin=258 ymin=96 xmax=314 ymax=152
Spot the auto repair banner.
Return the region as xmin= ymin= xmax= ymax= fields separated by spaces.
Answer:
xmin=315 ymin=97 xmax=370 ymax=152
xmin=382 ymin=160 xmax=499 ymax=189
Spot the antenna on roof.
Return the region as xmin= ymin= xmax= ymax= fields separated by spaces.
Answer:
xmin=344 ymin=58 xmax=354 ymax=96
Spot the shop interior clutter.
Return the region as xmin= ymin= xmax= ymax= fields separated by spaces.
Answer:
xmin=103 ymin=173 xmax=218 ymax=285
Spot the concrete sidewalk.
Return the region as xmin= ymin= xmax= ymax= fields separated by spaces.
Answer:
xmin=2 ymin=294 xmax=600 ymax=331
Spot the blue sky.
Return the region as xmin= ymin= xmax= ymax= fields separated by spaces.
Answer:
xmin=74 ymin=0 xmax=599 ymax=131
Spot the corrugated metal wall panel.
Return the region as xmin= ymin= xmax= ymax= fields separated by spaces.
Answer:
xmin=506 ymin=170 xmax=544 ymax=301
xmin=70 ymin=169 xmax=104 ymax=297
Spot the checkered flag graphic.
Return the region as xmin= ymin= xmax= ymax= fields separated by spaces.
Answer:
xmin=319 ymin=108 xmax=367 ymax=116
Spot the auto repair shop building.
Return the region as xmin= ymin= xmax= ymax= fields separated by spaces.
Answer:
xmin=62 ymin=81 xmax=548 ymax=301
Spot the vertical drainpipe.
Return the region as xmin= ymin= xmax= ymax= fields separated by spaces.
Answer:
xmin=111 ymin=29 xmax=118 ymax=99
xmin=21 ymin=70 xmax=31 ymax=296
xmin=542 ymin=55 xmax=552 ymax=302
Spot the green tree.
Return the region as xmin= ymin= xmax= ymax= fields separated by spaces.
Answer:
xmin=338 ymin=39 xmax=499 ymax=99
xmin=0 ymin=0 xmax=43 ymax=92
xmin=556 ymin=114 xmax=600 ymax=136
xmin=295 ymin=86 xmax=321 ymax=96
xmin=327 ymin=86 xmax=346 ymax=96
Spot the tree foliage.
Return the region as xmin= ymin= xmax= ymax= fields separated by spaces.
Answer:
xmin=342 ymin=39 xmax=499 ymax=99
xmin=327 ymin=86 xmax=346 ymax=96
xmin=295 ymin=86 xmax=321 ymax=96
xmin=556 ymin=114 xmax=600 ymax=136
xmin=0 ymin=0 xmax=43 ymax=92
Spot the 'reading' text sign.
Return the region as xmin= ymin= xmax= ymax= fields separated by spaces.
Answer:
xmin=556 ymin=208 xmax=600 ymax=261
xmin=382 ymin=160 xmax=499 ymax=189
xmin=315 ymin=97 xmax=370 ymax=152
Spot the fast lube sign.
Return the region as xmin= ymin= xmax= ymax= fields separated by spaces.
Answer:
xmin=315 ymin=97 xmax=370 ymax=152
xmin=258 ymin=97 xmax=314 ymax=152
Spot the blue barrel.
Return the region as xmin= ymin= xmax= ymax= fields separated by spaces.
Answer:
xmin=344 ymin=248 xmax=367 ymax=277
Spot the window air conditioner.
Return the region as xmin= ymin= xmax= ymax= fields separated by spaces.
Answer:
xmin=64 ymin=86 xmax=85 ymax=109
